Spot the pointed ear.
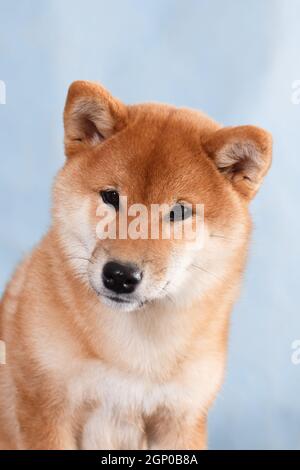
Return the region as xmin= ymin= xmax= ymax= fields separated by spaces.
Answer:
xmin=203 ymin=125 xmax=272 ymax=199
xmin=63 ymin=81 xmax=128 ymax=157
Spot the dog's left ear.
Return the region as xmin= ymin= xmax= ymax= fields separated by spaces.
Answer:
xmin=64 ymin=80 xmax=128 ymax=157
xmin=203 ymin=125 xmax=272 ymax=199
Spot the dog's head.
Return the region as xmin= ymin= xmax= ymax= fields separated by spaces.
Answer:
xmin=53 ymin=81 xmax=272 ymax=312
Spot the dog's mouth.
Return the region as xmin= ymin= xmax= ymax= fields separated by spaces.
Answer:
xmin=101 ymin=293 xmax=148 ymax=311
xmin=103 ymin=293 xmax=150 ymax=310
xmin=103 ymin=294 xmax=132 ymax=304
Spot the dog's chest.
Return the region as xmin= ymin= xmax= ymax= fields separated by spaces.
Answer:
xmin=71 ymin=352 xmax=222 ymax=450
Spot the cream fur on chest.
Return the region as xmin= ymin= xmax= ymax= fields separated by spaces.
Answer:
xmin=68 ymin=352 xmax=222 ymax=450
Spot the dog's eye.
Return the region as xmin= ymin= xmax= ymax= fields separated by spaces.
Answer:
xmin=100 ymin=190 xmax=120 ymax=210
xmin=168 ymin=203 xmax=193 ymax=222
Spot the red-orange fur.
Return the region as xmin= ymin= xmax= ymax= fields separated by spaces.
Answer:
xmin=0 ymin=81 xmax=272 ymax=449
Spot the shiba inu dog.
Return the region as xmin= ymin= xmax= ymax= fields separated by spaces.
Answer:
xmin=0 ymin=81 xmax=272 ymax=450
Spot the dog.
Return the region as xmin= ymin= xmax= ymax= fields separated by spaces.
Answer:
xmin=0 ymin=81 xmax=272 ymax=449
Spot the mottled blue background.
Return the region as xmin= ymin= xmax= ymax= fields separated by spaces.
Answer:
xmin=1 ymin=0 xmax=300 ymax=449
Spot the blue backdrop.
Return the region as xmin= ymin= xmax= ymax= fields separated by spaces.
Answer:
xmin=1 ymin=0 xmax=299 ymax=449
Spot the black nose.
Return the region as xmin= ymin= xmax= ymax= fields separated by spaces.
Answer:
xmin=102 ymin=261 xmax=143 ymax=294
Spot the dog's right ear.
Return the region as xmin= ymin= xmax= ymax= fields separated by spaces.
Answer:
xmin=64 ymin=81 xmax=128 ymax=157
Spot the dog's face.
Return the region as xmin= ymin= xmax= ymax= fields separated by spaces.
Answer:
xmin=53 ymin=81 xmax=272 ymax=312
